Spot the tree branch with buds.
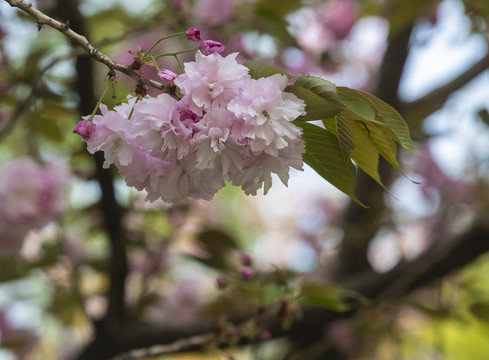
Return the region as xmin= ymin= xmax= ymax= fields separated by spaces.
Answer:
xmin=4 ymin=0 xmax=171 ymax=93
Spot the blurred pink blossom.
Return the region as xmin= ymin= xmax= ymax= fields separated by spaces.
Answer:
xmin=297 ymin=20 xmax=335 ymax=54
xmin=194 ymin=0 xmax=234 ymax=24
xmin=320 ymin=0 xmax=357 ymax=40
xmin=0 ymin=310 xmax=39 ymax=359
xmin=296 ymin=0 xmax=357 ymax=54
xmin=239 ymin=266 xmax=254 ymax=280
xmin=0 ymin=158 xmax=69 ymax=256
xmin=145 ymin=279 xmax=203 ymax=325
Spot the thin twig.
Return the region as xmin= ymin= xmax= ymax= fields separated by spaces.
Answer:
xmin=0 ymin=50 xmax=81 ymax=142
xmin=4 ymin=0 xmax=172 ymax=94
xmin=110 ymin=333 xmax=216 ymax=360
xmin=403 ymin=41 xmax=489 ymax=127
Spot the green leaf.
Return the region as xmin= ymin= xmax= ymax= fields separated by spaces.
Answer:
xmin=348 ymin=121 xmax=383 ymax=186
xmin=336 ymin=116 xmax=354 ymax=163
xmin=298 ymin=122 xmax=364 ymax=207
xmin=288 ymin=76 xmax=343 ymax=121
xmin=244 ymin=61 xmax=290 ymax=80
xmin=294 ymin=76 xmax=339 ymax=102
xmin=338 ymin=87 xmax=417 ymax=152
xmin=299 ymin=281 xmax=350 ymax=312
xmin=337 ymin=88 xmax=385 ymax=125
xmin=324 ymin=117 xmax=384 ymax=186
xmin=285 ymin=76 xmax=344 ymax=121
xmin=288 ymin=85 xmax=342 ymax=121
xmin=365 ymin=122 xmax=401 ymax=173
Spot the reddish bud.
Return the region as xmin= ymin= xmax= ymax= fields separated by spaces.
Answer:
xmin=216 ymin=274 xmax=228 ymax=289
xmin=239 ymin=267 xmax=254 ymax=281
xmin=73 ymin=120 xmax=95 ymax=141
xmin=200 ymin=40 xmax=225 ymax=55
xmin=239 ymin=253 xmax=252 ymax=266
xmin=186 ymin=28 xmax=201 ymax=42
xmin=261 ymin=330 xmax=272 ymax=340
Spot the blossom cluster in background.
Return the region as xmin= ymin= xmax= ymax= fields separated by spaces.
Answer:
xmin=0 ymin=159 xmax=69 ymax=256
xmin=294 ymin=0 xmax=357 ymax=54
xmin=75 ymin=51 xmax=306 ymax=204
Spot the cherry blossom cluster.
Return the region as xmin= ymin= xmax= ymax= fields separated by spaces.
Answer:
xmin=75 ymin=51 xmax=306 ymax=204
xmin=0 ymin=159 xmax=69 ymax=256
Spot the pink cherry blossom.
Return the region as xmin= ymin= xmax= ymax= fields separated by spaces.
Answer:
xmin=227 ymin=74 xmax=305 ymax=156
xmin=174 ymin=51 xmax=249 ymax=115
xmin=77 ymin=51 xmax=307 ymax=204
xmin=85 ymin=102 xmax=138 ymax=168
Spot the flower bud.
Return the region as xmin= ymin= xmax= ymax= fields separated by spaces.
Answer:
xmin=261 ymin=330 xmax=272 ymax=340
xmin=186 ymin=28 xmax=201 ymax=42
xmin=239 ymin=253 xmax=252 ymax=266
xmin=200 ymin=40 xmax=225 ymax=55
xmin=216 ymin=274 xmax=228 ymax=289
xmin=73 ymin=120 xmax=95 ymax=141
xmin=239 ymin=267 xmax=254 ymax=281
xmin=158 ymin=69 xmax=177 ymax=84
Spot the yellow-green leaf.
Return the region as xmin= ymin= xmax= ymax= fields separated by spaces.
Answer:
xmin=298 ymin=122 xmax=365 ymax=207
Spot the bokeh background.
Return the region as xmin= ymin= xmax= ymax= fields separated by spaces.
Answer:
xmin=1 ymin=0 xmax=489 ymax=359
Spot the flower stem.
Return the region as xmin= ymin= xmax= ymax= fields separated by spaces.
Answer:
xmin=150 ymin=56 xmax=160 ymax=71
xmin=150 ymin=47 xmax=200 ymax=60
xmin=144 ymin=32 xmax=186 ymax=56
xmin=174 ymin=55 xmax=184 ymax=73
xmin=89 ymin=82 xmax=111 ymax=121
xmin=128 ymin=98 xmax=139 ymax=120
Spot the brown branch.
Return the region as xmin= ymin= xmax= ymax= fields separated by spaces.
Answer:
xmin=4 ymin=0 xmax=170 ymax=92
xmin=49 ymin=0 xmax=129 ymax=334
xmin=402 ymin=45 xmax=489 ymax=128
xmin=335 ymin=24 xmax=414 ymax=278
xmin=70 ymin=220 xmax=489 ymax=360
xmin=110 ymin=333 xmax=216 ymax=360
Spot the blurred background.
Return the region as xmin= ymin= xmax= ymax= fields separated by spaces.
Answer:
xmin=1 ymin=0 xmax=489 ymax=359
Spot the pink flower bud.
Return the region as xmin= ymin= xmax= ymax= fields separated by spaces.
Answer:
xmin=158 ymin=69 xmax=177 ymax=84
xmin=73 ymin=120 xmax=95 ymax=141
xmin=186 ymin=28 xmax=201 ymax=42
xmin=200 ymin=40 xmax=225 ymax=55
xmin=216 ymin=274 xmax=228 ymax=289
xmin=239 ymin=267 xmax=254 ymax=281
xmin=240 ymin=253 xmax=252 ymax=266
xmin=261 ymin=330 xmax=272 ymax=340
